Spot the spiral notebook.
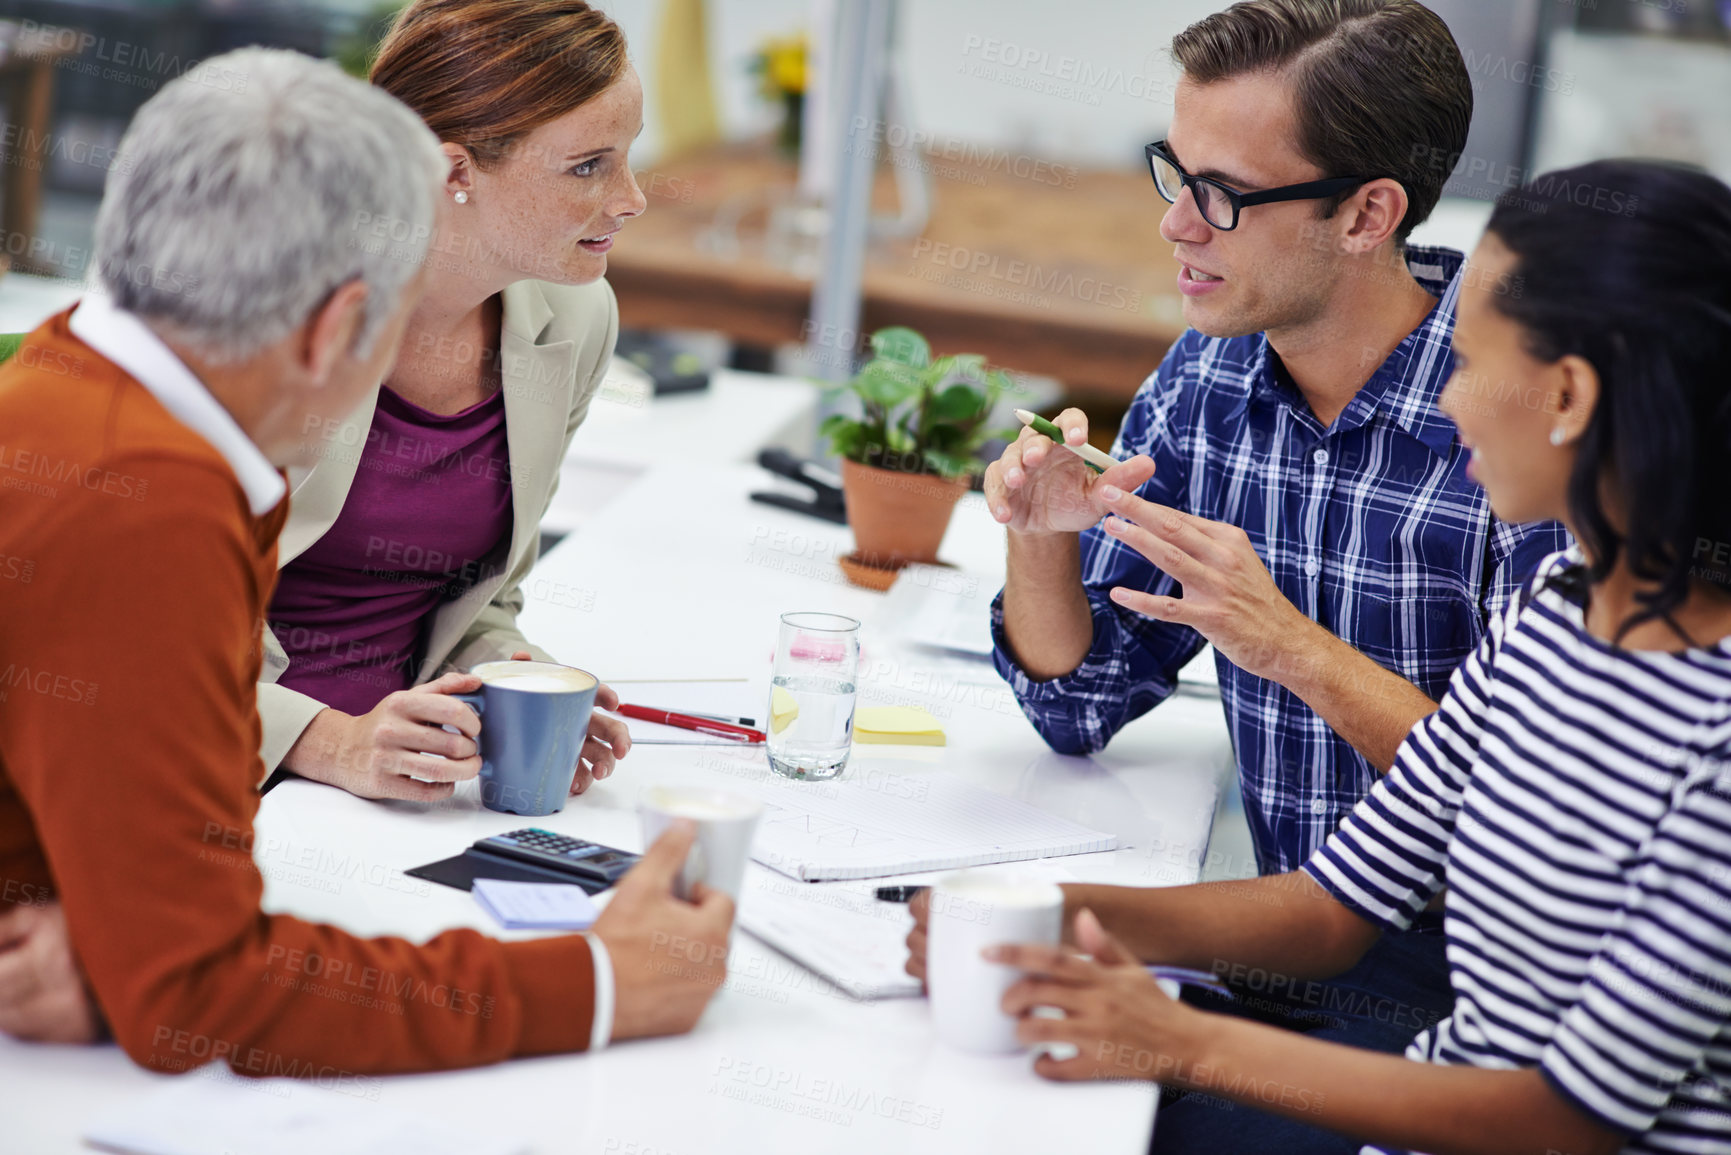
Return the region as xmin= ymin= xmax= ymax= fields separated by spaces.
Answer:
xmin=747 ymin=773 xmax=1117 ymax=882
xmin=737 ymin=868 xmax=924 ymax=1000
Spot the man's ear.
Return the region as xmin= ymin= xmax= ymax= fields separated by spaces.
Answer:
xmin=1336 ymin=177 xmax=1410 ymax=256
xmin=302 ymin=279 xmax=369 ymax=383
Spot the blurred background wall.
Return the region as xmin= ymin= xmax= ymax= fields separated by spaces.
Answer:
xmin=0 ymin=0 xmax=1726 ymax=418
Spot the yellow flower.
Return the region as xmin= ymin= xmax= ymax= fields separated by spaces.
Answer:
xmin=756 ymin=34 xmax=807 ymax=97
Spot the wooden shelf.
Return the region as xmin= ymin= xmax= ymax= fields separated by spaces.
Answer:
xmin=610 ymin=141 xmax=1187 ymax=401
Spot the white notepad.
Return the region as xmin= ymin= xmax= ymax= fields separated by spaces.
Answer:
xmin=472 ymin=879 xmax=598 ymax=931
xmin=84 ymin=1065 xmax=528 ymax=1155
xmin=748 ymin=773 xmax=1117 ymax=882
xmin=737 ymin=869 xmax=924 ymax=1000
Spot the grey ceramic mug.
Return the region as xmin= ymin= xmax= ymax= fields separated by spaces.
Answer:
xmin=454 ymin=660 xmax=599 ymax=816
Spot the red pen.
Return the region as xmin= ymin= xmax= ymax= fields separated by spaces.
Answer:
xmin=616 ymin=703 xmax=767 ymax=744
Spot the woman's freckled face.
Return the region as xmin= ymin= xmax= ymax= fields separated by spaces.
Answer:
xmin=466 ymin=65 xmax=648 ymax=286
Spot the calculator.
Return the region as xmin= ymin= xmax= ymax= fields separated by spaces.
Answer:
xmin=470 ymin=828 xmax=640 ymax=886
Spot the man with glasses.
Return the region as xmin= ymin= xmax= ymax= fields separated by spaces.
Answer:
xmin=971 ymin=2 xmax=1570 ymax=1149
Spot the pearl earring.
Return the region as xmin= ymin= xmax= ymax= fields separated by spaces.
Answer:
xmin=454 ymin=191 xmax=469 ymax=204
xmin=1550 ymin=428 xmax=1567 ymax=447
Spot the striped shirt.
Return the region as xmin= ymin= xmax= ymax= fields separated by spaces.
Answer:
xmin=992 ymin=245 xmax=1571 ymax=874
xmin=1305 ymin=550 xmax=1731 ymax=1153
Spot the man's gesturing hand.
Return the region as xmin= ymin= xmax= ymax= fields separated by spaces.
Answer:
xmin=985 ymin=408 xmax=1155 ymax=536
xmin=1097 ymin=485 xmax=1323 ymax=681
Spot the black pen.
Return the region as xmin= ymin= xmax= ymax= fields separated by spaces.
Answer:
xmin=875 ymin=885 xmax=925 ymax=903
xmin=687 ymin=710 xmax=758 ymax=728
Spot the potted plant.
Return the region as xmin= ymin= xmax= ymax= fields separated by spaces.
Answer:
xmin=821 ymin=327 xmax=1016 ymax=584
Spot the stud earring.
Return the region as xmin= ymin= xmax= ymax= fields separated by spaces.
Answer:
xmin=1550 ymin=428 xmax=1567 ymax=447
xmin=454 ymin=191 xmax=469 ymax=204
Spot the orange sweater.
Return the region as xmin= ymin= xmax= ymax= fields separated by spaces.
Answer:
xmin=0 ymin=311 xmax=596 ymax=1075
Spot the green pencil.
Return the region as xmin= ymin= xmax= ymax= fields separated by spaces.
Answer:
xmin=1013 ymin=409 xmax=1118 ymax=474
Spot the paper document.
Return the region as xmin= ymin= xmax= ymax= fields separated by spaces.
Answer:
xmin=1177 ymin=646 xmax=1220 ymax=696
xmin=472 ymin=879 xmax=598 ymax=930
xmin=737 ymin=868 xmax=923 ymax=1000
xmin=878 ymin=564 xmax=996 ymax=657
xmin=84 ymin=1065 xmax=528 ymax=1155
xmin=747 ymin=772 xmax=1117 ymax=881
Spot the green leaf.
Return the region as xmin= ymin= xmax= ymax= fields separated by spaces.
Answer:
xmin=930 ymin=382 xmax=987 ymax=421
xmin=869 ymin=326 xmax=931 ymax=369
xmin=852 ymin=360 xmax=921 ymax=409
xmin=823 ymin=423 xmax=865 ymax=462
xmin=921 ymin=449 xmax=979 ymax=479
xmin=925 ymin=426 xmax=962 ymax=453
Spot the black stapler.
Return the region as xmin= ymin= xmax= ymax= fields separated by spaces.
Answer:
xmin=751 ymin=447 xmax=848 ymax=524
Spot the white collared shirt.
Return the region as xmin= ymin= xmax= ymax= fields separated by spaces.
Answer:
xmin=69 ymin=293 xmax=286 ymax=516
xmin=584 ymin=932 xmax=615 ymax=1049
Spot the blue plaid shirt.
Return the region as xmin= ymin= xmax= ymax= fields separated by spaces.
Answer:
xmin=991 ymin=246 xmax=1571 ymax=875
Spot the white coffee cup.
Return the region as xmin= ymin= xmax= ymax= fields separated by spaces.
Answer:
xmin=638 ymin=786 xmax=764 ymax=900
xmin=927 ymin=869 xmax=1065 ymax=1053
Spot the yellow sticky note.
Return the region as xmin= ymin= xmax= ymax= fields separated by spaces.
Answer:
xmin=854 ymin=706 xmax=946 ymax=746
xmin=771 ymin=686 xmax=800 ymax=733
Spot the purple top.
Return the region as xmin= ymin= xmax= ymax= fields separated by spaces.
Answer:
xmin=269 ymin=386 xmax=514 ymax=716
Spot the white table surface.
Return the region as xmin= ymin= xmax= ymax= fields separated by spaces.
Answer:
xmin=548 ymin=367 xmax=820 ymax=535
xmin=0 ymin=459 xmax=1232 ymax=1155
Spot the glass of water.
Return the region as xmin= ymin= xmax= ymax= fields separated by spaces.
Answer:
xmin=767 ymin=612 xmax=860 ymax=780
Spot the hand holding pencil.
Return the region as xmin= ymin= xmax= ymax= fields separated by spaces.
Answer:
xmin=985 ymin=407 xmax=1157 ymax=535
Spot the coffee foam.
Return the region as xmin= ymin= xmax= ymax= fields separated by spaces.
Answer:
xmin=472 ymin=662 xmax=596 ymax=693
xmin=643 ymin=787 xmax=761 ymax=821
xmin=936 ymin=872 xmax=1063 ymax=908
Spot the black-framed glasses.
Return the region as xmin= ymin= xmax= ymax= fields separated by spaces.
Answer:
xmin=1145 ymin=140 xmax=1374 ymax=232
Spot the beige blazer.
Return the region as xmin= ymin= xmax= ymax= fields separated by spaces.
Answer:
xmin=255 ymin=278 xmax=619 ymax=773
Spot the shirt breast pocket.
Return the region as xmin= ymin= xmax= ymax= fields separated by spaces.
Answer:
xmin=1364 ymin=594 xmax=1479 ymax=695
xmin=1341 ymin=448 xmax=1490 ymax=696
xmin=1350 ymin=537 xmax=1483 ymax=698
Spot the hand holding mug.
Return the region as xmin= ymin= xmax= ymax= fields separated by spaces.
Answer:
xmin=506 ymin=652 xmax=629 ymax=794
xmin=995 ymin=909 xmax=1198 ymax=1083
xmin=284 ymin=671 xmax=483 ymax=802
xmin=593 ymin=821 xmax=736 ymax=1041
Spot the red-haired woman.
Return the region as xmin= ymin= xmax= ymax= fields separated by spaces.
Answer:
xmin=262 ymin=0 xmax=648 ymax=802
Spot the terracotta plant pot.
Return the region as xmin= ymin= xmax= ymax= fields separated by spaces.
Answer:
xmin=839 ymin=458 xmax=971 ymax=575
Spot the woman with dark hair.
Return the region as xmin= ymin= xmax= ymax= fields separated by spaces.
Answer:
xmin=904 ymin=159 xmax=1731 ymax=1155
xmin=261 ymin=0 xmax=646 ymax=802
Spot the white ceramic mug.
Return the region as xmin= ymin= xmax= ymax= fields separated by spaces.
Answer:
xmin=927 ymin=869 xmax=1065 ymax=1053
xmin=638 ymin=785 xmax=764 ymax=900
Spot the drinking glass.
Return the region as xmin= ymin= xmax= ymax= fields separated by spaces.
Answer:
xmin=767 ymin=612 xmax=860 ymax=780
